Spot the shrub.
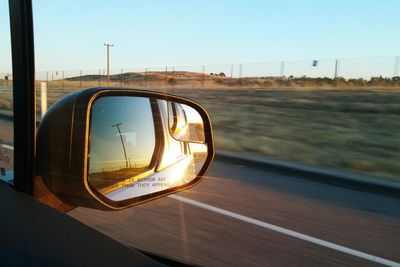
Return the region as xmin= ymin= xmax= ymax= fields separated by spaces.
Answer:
xmin=168 ymin=78 xmax=177 ymax=85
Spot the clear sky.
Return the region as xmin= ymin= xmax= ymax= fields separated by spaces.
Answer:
xmin=1 ymin=0 xmax=400 ymax=73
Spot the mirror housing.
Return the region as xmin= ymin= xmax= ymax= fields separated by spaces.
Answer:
xmin=36 ymin=88 xmax=214 ymax=210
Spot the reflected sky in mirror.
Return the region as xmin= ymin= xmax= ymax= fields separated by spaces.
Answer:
xmin=89 ymin=96 xmax=156 ymax=189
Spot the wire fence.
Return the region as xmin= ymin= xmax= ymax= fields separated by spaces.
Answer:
xmin=1 ymin=55 xmax=400 ymax=90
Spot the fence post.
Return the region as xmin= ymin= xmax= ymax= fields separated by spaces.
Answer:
xmin=334 ymin=59 xmax=339 ymax=79
xmin=62 ymin=71 xmax=64 ymax=88
xmin=144 ymin=68 xmax=148 ymax=88
xmin=79 ymin=70 xmax=82 ymax=88
xmin=40 ymin=82 xmax=47 ymax=118
xmin=120 ymin=68 xmax=123 ymax=87
xmin=201 ymin=65 xmax=205 ymax=87
xmin=98 ymin=69 xmax=101 ymax=87
xmin=5 ymin=73 xmax=9 ymax=88
xmin=394 ymin=56 xmax=400 ymax=77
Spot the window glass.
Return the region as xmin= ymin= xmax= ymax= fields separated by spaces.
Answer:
xmin=0 ymin=0 xmax=14 ymax=184
xmin=34 ymin=1 xmax=400 ymax=266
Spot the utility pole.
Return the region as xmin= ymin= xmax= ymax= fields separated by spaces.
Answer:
xmin=104 ymin=43 xmax=114 ymax=84
xmin=334 ymin=59 xmax=339 ymax=79
xmin=112 ymin=122 xmax=128 ymax=168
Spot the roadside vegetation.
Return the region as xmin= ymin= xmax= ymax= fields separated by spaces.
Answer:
xmin=1 ymin=73 xmax=399 ymax=181
xmin=168 ymin=87 xmax=400 ymax=181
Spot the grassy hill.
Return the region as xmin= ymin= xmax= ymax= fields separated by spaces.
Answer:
xmin=63 ymin=71 xmax=400 ymax=89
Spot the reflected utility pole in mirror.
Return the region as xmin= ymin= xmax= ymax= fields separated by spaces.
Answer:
xmin=104 ymin=43 xmax=114 ymax=84
xmin=112 ymin=122 xmax=129 ymax=168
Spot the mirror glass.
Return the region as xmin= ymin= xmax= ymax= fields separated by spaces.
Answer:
xmin=88 ymin=96 xmax=208 ymax=202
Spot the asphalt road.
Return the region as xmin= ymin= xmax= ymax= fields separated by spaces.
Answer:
xmin=69 ymin=160 xmax=400 ymax=267
xmin=2 ymin=117 xmax=399 ymax=266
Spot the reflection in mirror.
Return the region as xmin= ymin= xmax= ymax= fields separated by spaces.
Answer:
xmin=88 ymin=96 xmax=208 ymax=202
xmin=168 ymin=102 xmax=205 ymax=143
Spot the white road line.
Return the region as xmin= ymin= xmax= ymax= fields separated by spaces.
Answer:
xmin=168 ymin=194 xmax=400 ymax=267
xmin=0 ymin=144 xmax=14 ymax=150
xmin=3 ymin=143 xmax=398 ymax=265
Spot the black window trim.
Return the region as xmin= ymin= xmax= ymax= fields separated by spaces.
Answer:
xmin=9 ymin=0 xmax=36 ymax=194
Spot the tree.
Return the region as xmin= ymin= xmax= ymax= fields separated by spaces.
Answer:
xmin=219 ymin=72 xmax=226 ymax=77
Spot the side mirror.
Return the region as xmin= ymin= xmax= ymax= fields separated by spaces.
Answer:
xmin=36 ymin=88 xmax=214 ymax=210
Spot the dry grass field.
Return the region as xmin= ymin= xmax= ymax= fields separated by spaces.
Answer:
xmin=160 ymin=87 xmax=400 ymax=181
xmin=1 ymin=77 xmax=399 ymax=181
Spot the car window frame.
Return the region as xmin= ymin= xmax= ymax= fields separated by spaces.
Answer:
xmin=9 ymin=0 xmax=36 ymax=194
